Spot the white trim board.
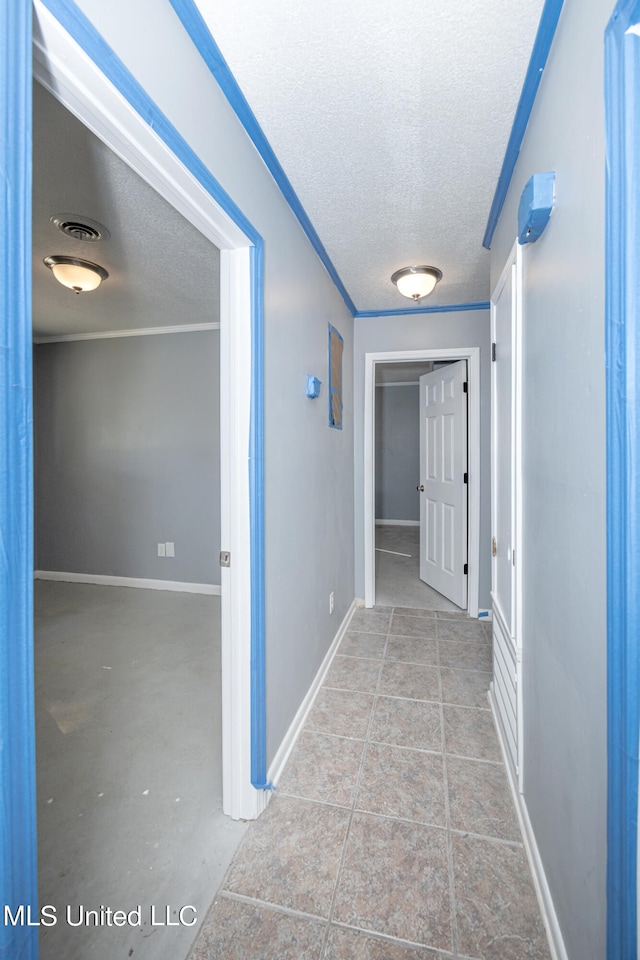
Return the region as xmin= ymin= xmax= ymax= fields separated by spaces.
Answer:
xmin=34 ymin=570 xmax=221 ymax=595
xmin=375 ymin=519 xmax=420 ymax=527
xmin=364 ymin=348 xmax=482 ymax=617
xmin=376 ymin=381 xmax=420 ymax=388
xmin=489 ymin=688 xmax=568 ymax=960
xmin=33 ymin=1 xmax=258 ymax=821
xmin=267 ymin=600 xmax=357 ymax=787
xmin=33 ymin=322 xmax=220 ymax=344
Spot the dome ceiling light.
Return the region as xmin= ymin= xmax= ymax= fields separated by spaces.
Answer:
xmin=391 ymin=265 xmax=442 ymax=302
xmin=43 ymin=255 xmax=109 ymax=294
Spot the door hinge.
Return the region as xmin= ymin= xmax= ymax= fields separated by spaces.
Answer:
xmin=492 ymin=537 xmax=497 ymax=557
xmin=512 ymin=549 xmax=516 ymax=567
xmin=463 ymin=381 xmax=468 ymax=393
xmin=463 ymin=563 xmax=468 ymax=575
xmin=220 ymin=550 xmax=231 ymax=567
xmin=463 ymin=472 xmax=468 ymax=484
xmin=492 ymin=342 xmax=497 ymax=362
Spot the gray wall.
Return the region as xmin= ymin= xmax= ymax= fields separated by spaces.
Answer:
xmin=34 ymin=331 xmax=220 ymax=584
xmin=375 ymin=385 xmax=420 ymax=522
xmin=69 ymin=0 xmax=355 ymax=765
xmin=354 ymin=310 xmax=491 ymax=608
xmin=489 ymin=0 xmax=609 ymax=955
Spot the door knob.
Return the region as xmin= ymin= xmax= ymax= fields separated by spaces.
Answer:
xmin=417 ymin=484 xmax=424 ymax=492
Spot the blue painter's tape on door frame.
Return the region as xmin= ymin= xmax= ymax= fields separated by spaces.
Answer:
xmin=605 ymin=2 xmax=640 ymax=957
xmin=0 ymin=0 xmax=38 ymax=957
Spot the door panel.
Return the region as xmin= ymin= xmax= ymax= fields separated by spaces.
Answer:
xmin=419 ymin=360 xmax=468 ymax=608
xmin=490 ymin=242 xmax=522 ymax=785
xmin=493 ymin=265 xmax=515 ymax=634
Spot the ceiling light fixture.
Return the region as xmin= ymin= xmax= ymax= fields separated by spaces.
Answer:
xmin=391 ymin=265 xmax=442 ymax=302
xmin=44 ymin=255 xmax=109 ymax=294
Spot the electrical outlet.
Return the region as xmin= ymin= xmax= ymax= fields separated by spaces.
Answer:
xmin=165 ymin=542 xmax=175 ymax=558
xmin=329 ymin=591 xmax=334 ymax=614
xmin=157 ymin=543 xmax=166 ymax=557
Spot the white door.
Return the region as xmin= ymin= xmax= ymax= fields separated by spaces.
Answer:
xmin=418 ymin=360 xmax=468 ymax=608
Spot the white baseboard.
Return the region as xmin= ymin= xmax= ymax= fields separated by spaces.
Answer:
xmin=488 ymin=688 xmax=568 ymax=960
xmin=34 ymin=570 xmax=221 ymax=595
xmin=267 ymin=599 xmax=357 ymax=787
xmin=375 ymin=519 xmax=420 ymax=527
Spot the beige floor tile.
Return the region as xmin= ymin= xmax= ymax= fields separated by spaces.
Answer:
xmin=356 ymin=744 xmax=446 ymax=826
xmin=385 ymin=635 xmax=438 ymax=666
xmin=333 ymin=813 xmax=452 ymax=952
xmin=278 ymin=731 xmax=365 ymax=807
xmin=324 ymin=925 xmax=447 ymax=959
xmin=392 ymin=607 xmax=438 ymax=620
xmin=434 ymin=610 xmax=468 ymax=620
xmin=324 ymin=656 xmax=382 ymax=694
xmin=306 ymin=688 xmax=374 ymax=739
xmin=437 ymin=619 xmax=487 ymax=643
xmin=452 ymin=834 xmax=551 ymax=959
xmin=446 ymin=755 xmax=521 ymax=842
xmin=437 ymin=640 xmax=492 ymax=673
xmin=389 ymin=615 xmax=438 ymax=639
xmin=439 ymin=667 xmax=492 ymax=709
xmin=223 ymin=796 xmax=349 ymax=917
xmin=189 ymin=896 xmax=326 ymax=960
xmin=369 ymin=696 xmax=442 ymax=752
xmin=443 ymin=705 xmax=501 ymax=762
xmin=340 ymin=631 xmax=387 ymax=659
xmin=378 ymin=661 xmax=440 ymax=702
xmin=350 ymin=609 xmax=393 ymax=635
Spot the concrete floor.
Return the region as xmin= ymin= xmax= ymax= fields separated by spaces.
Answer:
xmin=374 ymin=525 xmax=463 ymax=612
xmin=34 ymin=581 xmax=247 ymax=960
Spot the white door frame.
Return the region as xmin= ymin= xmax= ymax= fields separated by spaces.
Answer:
xmin=364 ymin=347 xmax=481 ymax=617
xmin=33 ymin=1 xmax=265 ymax=821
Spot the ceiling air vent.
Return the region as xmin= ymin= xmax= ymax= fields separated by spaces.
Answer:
xmin=50 ymin=214 xmax=110 ymax=243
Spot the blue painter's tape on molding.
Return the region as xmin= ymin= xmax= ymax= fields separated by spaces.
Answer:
xmin=355 ymin=301 xmax=490 ymax=319
xmin=517 ymin=172 xmax=555 ymax=244
xmin=168 ymin=0 xmax=357 ymax=318
xmin=482 ymin=0 xmax=565 ymax=249
xmin=0 ymin=0 xmax=38 ymax=955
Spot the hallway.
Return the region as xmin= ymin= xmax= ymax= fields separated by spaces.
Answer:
xmin=189 ymin=606 xmax=550 ymax=960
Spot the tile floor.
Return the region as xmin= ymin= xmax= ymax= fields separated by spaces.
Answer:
xmin=188 ymin=606 xmax=551 ymax=960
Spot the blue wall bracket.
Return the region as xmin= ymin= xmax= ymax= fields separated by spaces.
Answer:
xmin=306 ymin=375 xmax=322 ymax=398
xmin=518 ymin=171 xmax=555 ymax=244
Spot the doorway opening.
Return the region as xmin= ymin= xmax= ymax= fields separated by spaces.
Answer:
xmin=364 ymin=348 xmax=481 ymax=618
xmin=31 ymin=78 xmax=249 ymax=960
xmin=32 ymin=0 xmax=267 ymax=825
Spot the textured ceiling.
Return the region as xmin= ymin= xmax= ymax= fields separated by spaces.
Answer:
xmin=193 ymin=0 xmax=545 ymax=312
xmin=32 ymin=83 xmax=219 ymax=339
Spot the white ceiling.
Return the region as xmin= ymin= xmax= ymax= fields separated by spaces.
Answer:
xmin=32 ymin=83 xmax=220 ymax=339
xmin=194 ymin=0 xmax=545 ymax=312
xmin=33 ymin=2 xmax=546 ymax=334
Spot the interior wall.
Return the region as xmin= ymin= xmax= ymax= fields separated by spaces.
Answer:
xmin=354 ymin=309 xmax=491 ymax=608
xmin=34 ymin=330 xmax=220 ymax=584
xmin=375 ymin=385 xmax=420 ymax=523
xmin=66 ymin=0 xmax=355 ymax=765
xmin=489 ymin=0 xmax=610 ymax=955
